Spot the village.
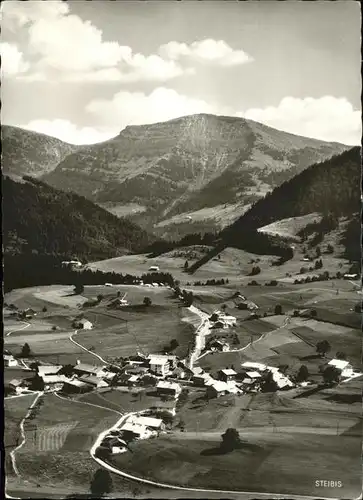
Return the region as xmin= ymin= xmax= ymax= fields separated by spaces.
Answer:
xmin=4 ymin=280 xmax=362 ymax=466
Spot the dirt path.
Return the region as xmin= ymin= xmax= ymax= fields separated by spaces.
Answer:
xmin=6 ymin=321 xmax=31 ymax=337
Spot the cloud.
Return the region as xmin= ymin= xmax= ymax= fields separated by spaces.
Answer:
xmin=85 ymin=87 xmax=221 ymax=130
xmin=0 ymin=42 xmax=30 ymax=76
xmin=20 ymin=119 xmax=118 ymax=145
xmin=238 ymin=96 xmax=361 ymax=145
xmin=159 ymin=39 xmax=253 ymax=66
xmin=2 ymin=0 xmax=189 ymax=83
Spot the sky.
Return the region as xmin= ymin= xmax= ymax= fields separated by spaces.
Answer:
xmin=1 ymin=0 xmax=361 ymax=145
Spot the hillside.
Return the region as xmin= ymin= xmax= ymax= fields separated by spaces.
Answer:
xmin=42 ymin=114 xmax=349 ymax=237
xmin=222 ymin=146 xmax=361 ymax=237
xmin=1 ymin=125 xmax=79 ymax=179
xmin=187 ymin=147 xmax=361 ymax=273
xmin=2 ymin=175 xmax=155 ymax=261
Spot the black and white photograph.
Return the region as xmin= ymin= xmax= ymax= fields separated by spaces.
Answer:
xmin=2 ymin=1 xmax=362 ymax=499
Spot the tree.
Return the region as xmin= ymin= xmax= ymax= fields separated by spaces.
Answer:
xmin=74 ymin=284 xmax=84 ymax=295
xmin=42 ymin=306 xmax=47 ymax=313
xmin=143 ymin=296 xmax=152 ymax=307
xmin=170 ymin=339 xmax=179 ymax=351
xmin=326 ymin=244 xmax=334 ymax=254
xmin=274 ymin=304 xmax=283 ymax=315
xmin=220 ymin=428 xmax=242 ymax=452
xmin=97 ymin=294 xmax=104 ymax=303
xmin=354 ymin=302 xmax=361 ymax=313
xmin=59 ymin=364 xmax=74 ymax=377
xmin=296 ymin=365 xmax=309 ymax=382
xmin=336 ymin=351 xmax=346 ymax=360
xmin=90 ymin=468 xmax=113 ymax=497
xmin=21 ymin=343 xmax=31 ymax=357
xmin=316 ymin=340 xmax=331 ymax=357
xmin=278 ymin=364 xmax=289 ymax=374
xmin=221 ymin=304 xmax=227 ymax=311
xmin=310 ymin=309 xmax=317 ymax=318
xmin=261 ymin=371 xmax=278 ymax=392
xmin=316 ymin=246 xmax=321 ymax=258
xmin=117 ymin=291 xmax=121 ymax=297
xmin=323 ymin=365 xmax=340 ymax=385
xmin=184 ymin=260 xmax=189 ymax=270
xmin=29 ymin=361 xmax=40 ymax=371
xmin=31 ymin=374 xmax=45 ymax=391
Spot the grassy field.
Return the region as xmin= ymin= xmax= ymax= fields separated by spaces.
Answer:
xmin=4 ymin=394 xmax=39 ymax=475
xmin=16 ymin=393 xmax=120 ymax=489
xmin=110 ymin=431 xmax=361 ymax=497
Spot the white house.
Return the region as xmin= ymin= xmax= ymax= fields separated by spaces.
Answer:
xmin=148 ymin=266 xmax=160 ymax=272
xmin=120 ymin=422 xmax=154 ymax=440
xmin=148 ymin=354 xmax=177 ymax=376
xmin=9 ymin=379 xmax=25 ymax=394
xmin=73 ymin=318 xmax=93 ymax=330
xmin=37 ymin=365 xmax=62 ymax=377
xmin=219 ymin=368 xmax=237 ymax=383
xmin=73 ymin=362 xmax=108 ymax=378
xmin=79 ymin=375 xmax=109 ymax=388
xmin=328 ymin=359 xmax=354 ymax=378
xmin=128 ymin=415 xmax=164 ymax=431
xmin=4 ymin=354 xmax=18 ymax=367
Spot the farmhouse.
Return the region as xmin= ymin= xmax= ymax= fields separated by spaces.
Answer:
xmin=218 ymin=368 xmax=237 ymax=383
xmin=72 ymin=318 xmax=93 ymax=330
xmin=37 ymin=365 xmax=62 ymax=377
xmin=207 ymin=380 xmax=242 ymax=398
xmin=192 ymin=372 xmax=214 ymax=387
xmin=209 ymin=339 xmax=230 ymax=352
xmin=128 ymin=415 xmax=164 ymax=431
xmin=9 ymin=379 xmax=26 ymax=394
xmin=62 ymin=379 xmax=92 ymax=394
xmin=4 ymin=354 xmax=18 ymax=367
xmin=73 ymin=362 xmax=108 ymax=378
xmin=78 ymin=375 xmax=109 ymax=388
xmin=148 ymin=266 xmax=160 ymax=272
xmin=328 ymin=359 xmax=354 ymax=378
xmin=120 ymin=422 xmax=154 ymax=440
xmin=266 ymin=367 xmax=295 ymax=389
xmin=149 ymin=400 xmax=176 ymax=416
xmin=241 ymin=361 xmax=267 ymax=372
xmin=156 ymin=380 xmax=181 ymax=398
xmin=42 ymin=374 xmax=69 ymax=390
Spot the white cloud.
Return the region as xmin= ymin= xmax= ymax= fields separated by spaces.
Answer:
xmin=86 ymin=87 xmax=220 ymax=130
xmin=0 ymin=42 xmax=30 ymax=76
xmin=159 ymin=39 xmax=253 ymax=66
xmin=238 ymin=96 xmax=361 ymax=145
xmin=21 ymin=119 xmax=118 ymax=145
xmin=2 ymin=0 xmax=189 ymax=83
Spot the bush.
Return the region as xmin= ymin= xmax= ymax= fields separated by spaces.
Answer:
xmin=274 ymin=304 xmax=283 ymax=315
xmin=143 ymin=296 xmax=152 ymax=307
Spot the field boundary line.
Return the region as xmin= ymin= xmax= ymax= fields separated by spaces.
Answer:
xmin=6 ymin=321 xmax=31 ymax=337
xmin=9 ymin=391 xmax=43 ymax=477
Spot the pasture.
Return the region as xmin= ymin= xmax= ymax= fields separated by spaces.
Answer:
xmin=16 ymin=393 xmax=120 ymax=488
xmin=110 ymin=430 xmax=361 ymax=498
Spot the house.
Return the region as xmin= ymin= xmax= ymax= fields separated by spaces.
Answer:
xmin=42 ymin=374 xmax=69 ymax=390
xmin=206 ymin=380 xmax=242 ymax=398
xmin=192 ymin=372 xmax=214 ymax=387
xmin=265 ymin=367 xmax=294 ymax=389
xmin=218 ymin=368 xmax=237 ymax=383
xmin=73 ymin=362 xmax=108 ymax=378
xmin=72 ymin=318 xmax=93 ymax=330
xmin=241 ymin=361 xmax=267 ymax=372
xmin=4 ymin=354 xmax=18 ymax=367
xmin=19 ymin=308 xmax=36 ymax=319
xmin=78 ymin=375 xmax=109 ymax=388
xmin=62 ymin=379 xmax=92 ymax=394
xmin=37 ymin=365 xmax=62 ymax=377
xmin=119 ymin=422 xmax=154 ymax=440
xmin=156 ymin=381 xmax=181 ymax=398
xmin=328 ymin=359 xmax=354 ymax=378
xmin=9 ymin=379 xmax=25 ymax=394
xmin=343 ymin=273 xmax=358 ymax=280
xmin=209 ymin=339 xmax=230 ymax=352
xmin=148 ymin=354 xmax=177 ymax=376
xmin=148 ymin=266 xmax=160 ymax=272
xmin=149 ymin=400 xmax=176 ymax=416
xmin=128 ymin=415 xmax=164 ymax=431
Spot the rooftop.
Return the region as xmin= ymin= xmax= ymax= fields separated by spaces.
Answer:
xmin=328 ymin=359 xmax=350 ymax=370
xmin=221 ymin=368 xmax=237 ymax=376
xmin=241 ymin=361 xmax=267 ymax=371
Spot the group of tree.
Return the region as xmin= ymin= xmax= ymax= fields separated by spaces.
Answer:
xmin=193 ymin=278 xmax=229 ymax=286
xmin=4 ymin=252 xmax=175 ymax=292
xmin=316 ymin=340 xmax=331 ymax=357
xmin=3 ymin=174 xmax=155 ymax=260
xmin=249 ymin=266 xmax=261 ymax=276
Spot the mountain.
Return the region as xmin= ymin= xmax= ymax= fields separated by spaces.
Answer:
xmin=2 ymin=175 xmax=155 ymax=261
xmin=41 ymin=114 xmax=349 ymax=238
xmin=1 ymin=125 xmax=79 ymax=179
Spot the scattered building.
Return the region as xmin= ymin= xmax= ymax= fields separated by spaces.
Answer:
xmin=4 ymin=354 xmax=18 ymax=367
xmin=241 ymin=361 xmax=267 ymax=372
xmin=328 ymin=359 xmax=354 ymax=378
xmin=9 ymin=379 xmax=25 ymax=394
xmin=209 ymin=339 xmax=230 ymax=352
xmin=120 ymin=422 xmax=155 ymax=440
xmin=62 ymin=379 xmax=92 ymax=394
xmin=128 ymin=415 xmax=164 ymax=431
xmin=72 ymin=318 xmax=93 ymax=330
xmin=37 ymin=365 xmax=62 ymax=377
